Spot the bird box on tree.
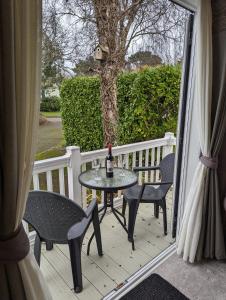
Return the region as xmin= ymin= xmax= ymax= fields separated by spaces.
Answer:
xmin=94 ymin=44 xmax=109 ymax=61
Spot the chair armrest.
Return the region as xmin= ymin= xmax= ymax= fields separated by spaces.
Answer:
xmin=133 ymin=166 xmax=159 ymax=172
xmin=85 ymin=198 xmax=97 ymax=218
xmin=67 ymin=217 xmax=91 ymax=240
xmin=67 ymin=199 xmax=97 ymax=240
xmin=138 ymin=181 xmax=172 ymax=201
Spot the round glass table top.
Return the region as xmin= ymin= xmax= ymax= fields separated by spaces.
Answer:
xmin=79 ymin=167 xmax=138 ymax=191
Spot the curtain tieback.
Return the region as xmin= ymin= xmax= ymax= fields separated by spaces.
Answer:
xmin=0 ymin=223 xmax=30 ymax=263
xmin=200 ymin=154 xmax=218 ymax=169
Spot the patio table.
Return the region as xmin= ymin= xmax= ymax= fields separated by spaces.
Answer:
xmin=79 ymin=167 xmax=138 ymax=253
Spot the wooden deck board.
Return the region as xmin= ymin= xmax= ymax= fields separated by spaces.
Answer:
xmin=41 ymin=256 xmax=78 ymax=300
xmin=57 ymin=244 xmax=117 ymax=295
xmin=42 ymin=245 xmax=102 ymax=300
xmin=40 ymin=192 xmax=174 ymax=299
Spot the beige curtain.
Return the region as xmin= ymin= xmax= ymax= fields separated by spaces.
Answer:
xmin=177 ymin=0 xmax=213 ymax=262
xmin=0 ymin=1 xmax=52 ymax=299
xmin=177 ymin=0 xmax=226 ymax=262
xmin=196 ymin=0 xmax=226 ymax=261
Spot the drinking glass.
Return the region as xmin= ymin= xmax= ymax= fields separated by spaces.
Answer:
xmin=93 ymin=159 xmax=101 ymax=181
xmin=119 ymin=154 xmax=126 ymax=176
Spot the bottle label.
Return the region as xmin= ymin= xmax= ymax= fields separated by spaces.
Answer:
xmin=107 ymin=160 xmax=113 ymax=172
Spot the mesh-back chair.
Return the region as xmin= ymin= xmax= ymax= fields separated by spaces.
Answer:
xmin=24 ymin=191 xmax=102 ymax=293
xmin=122 ymin=153 xmax=175 ymax=250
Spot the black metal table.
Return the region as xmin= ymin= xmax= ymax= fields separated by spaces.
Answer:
xmin=79 ymin=167 xmax=138 ymax=253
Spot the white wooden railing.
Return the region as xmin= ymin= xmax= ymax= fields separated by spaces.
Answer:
xmin=31 ymin=132 xmax=176 ymax=209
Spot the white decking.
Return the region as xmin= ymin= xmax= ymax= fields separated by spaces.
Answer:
xmin=40 ymin=191 xmax=174 ymax=300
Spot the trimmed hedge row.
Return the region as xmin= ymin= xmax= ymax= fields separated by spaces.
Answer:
xmin=40 ymin=96 xmax=61 ymax=112
xmin=60 ymin=65 xmax=181 ymax=151
xmin=60 ymin=77 xmax=103 ymax=151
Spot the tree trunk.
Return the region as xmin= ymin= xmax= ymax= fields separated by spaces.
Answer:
xmin=100 ymin=65 xmax=118 ymax=146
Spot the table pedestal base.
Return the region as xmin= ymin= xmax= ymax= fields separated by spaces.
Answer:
xmin=87 ymin=191 xmax=135 ymax=255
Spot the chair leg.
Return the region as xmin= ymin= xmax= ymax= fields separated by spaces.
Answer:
xmin=154 ymin=203 xmax=159 ymax=218
xmin=162 ymin=199 xmax=167 ymax=235
xmin=68 ymin=238 xmax=83 ymax=293
xmin=34 ymin=234 xmax=41 ymax=266
xmin=92 ymin=203 xmax=103 ymax=257
xmin=128 ymin=199 xmax=139 ymax=250
xmin=46 ymin=240 xmax=54 ymax=251
xmin=122 ymin=197 xmax=127 ymax=217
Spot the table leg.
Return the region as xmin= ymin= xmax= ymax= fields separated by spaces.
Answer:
xmin=113 ymin=208 xmax=127 ymax=226
xmin=109 ymin=193 xmax=135 ymax=250
xmin=87 ymin=191 xmax=135 ymax=255
xmin=109 ymin=193 xmax=127 ymax=232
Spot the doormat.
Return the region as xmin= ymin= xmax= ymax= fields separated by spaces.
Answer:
xmin=119 ymin=273 xmax=189 ymax=300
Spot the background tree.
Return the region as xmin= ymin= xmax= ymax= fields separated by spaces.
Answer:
xmin=73 ymin=56 xmax=98 ymax=76
xmin=42 ymin=0 xmax=80 ymax=97
xmin=43 ymin=0 xmax=188 ymax=145
xmin=42 ymin=33 xmax=64 ymax=98
xmin=127 ymin=50 xmax=162 ymax=69
xmin=85 ymin=0 xmax=187 ymax=145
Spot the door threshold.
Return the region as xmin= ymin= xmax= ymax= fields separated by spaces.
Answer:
xmin=103 ymin=243 xmax=176 ymax=300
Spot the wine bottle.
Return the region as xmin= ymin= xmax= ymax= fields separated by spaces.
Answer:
xmin=106 ymin=143 xmax=114 ymax=178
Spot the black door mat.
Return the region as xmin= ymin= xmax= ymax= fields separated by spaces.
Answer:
xmin=119 ymin=273 xmax=189 ymax=300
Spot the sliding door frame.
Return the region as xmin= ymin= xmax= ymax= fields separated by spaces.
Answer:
xmin=103 ymin=6 xmax=197 ymax=300
xmin=172 ymin=13 xmax=194 ymax=237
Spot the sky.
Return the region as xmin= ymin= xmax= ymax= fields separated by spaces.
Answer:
xmin=43 ymin=0 xmax=189 ymax=75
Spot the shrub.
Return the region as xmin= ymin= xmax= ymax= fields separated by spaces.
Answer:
xmin=40 ymin=96 xmax=61 ymax=112
xmin=117 ymin=65 xmax=181 ymax=144
xmin=60 ymin=77 xmax=103 ymax=151
xmin=61 ymin=65 xmax=181 ymax=151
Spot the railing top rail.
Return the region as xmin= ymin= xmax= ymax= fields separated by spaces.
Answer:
xmin=33 ymin=134 xmax=176 ymax=173
xmin=33 ymin=153 xmax=70 ymax=174
xmin=81 ymin=136 xmax=176 ymax=163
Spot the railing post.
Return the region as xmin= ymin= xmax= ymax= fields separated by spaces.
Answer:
xmin=66 ymin=146 xmax=82 ymax=206
xmin=163 ymin=132 xmax=175 ymax=157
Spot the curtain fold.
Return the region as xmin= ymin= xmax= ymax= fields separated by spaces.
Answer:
xmin=177 ymin=0 xmax=226 ymax=262
xmin=0 ymin=1 xmax=52 ymax=299
xmin=177 ymin=0 xmax=213 ymax=263
xmin=196 ymin=1 xmax=226 ymax=260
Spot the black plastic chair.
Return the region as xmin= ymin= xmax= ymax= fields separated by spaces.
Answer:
xmin=122 ymin=153 xmax=175 ymax=250
xmin=24 ymin=191 xmax=103 ymax=293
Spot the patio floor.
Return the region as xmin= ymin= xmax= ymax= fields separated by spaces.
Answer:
xmin=40 ymin=190 xmax=174 ymax=300
xmin=154 ymin=253 xmax=226 ymax=299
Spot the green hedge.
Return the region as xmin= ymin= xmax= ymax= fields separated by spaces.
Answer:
xmin=60 ymin=77 xmax=103 ymax=151
xmin=61 ymin=65 xmax=181 ymax=151
xmin=40 ymin=96 xmax=61 ymax=112
xmin=118 ymin=66 xmax=180 ymax=144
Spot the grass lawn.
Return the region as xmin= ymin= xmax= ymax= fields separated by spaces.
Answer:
xmin=34 ymin=117 xmax=67 ymax=194
xmin=35 ymin=147 xmax=65 ymax=161
xmin=36 ymin=118 xmax=64 ymax=155
xmin=41 ymin=111 xmax=61 ymax=118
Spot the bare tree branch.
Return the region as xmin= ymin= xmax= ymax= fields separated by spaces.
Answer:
xmin=42 ymin=0 xmax=188 ymax=143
